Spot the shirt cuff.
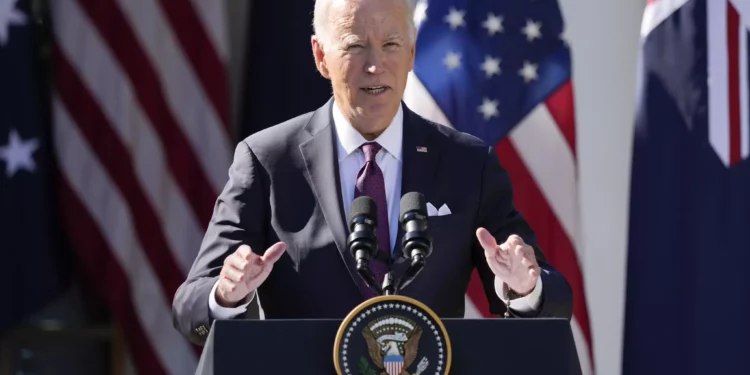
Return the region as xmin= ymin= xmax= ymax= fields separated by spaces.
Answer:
xmin=208 ymin=279 xmax=255 ymax=319
xmin=494 ymin=275 xmax=543 ymax=313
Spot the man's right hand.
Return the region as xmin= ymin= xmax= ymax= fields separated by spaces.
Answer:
xmin=215 ymin=242 xmax=286 ymax=307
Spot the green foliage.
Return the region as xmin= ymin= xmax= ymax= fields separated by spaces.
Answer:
xmin=358 ymin=356 xmax=377 ymax=375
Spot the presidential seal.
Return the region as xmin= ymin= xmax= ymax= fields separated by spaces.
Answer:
xmin=333 ymin=295 xmax=451 ymax=375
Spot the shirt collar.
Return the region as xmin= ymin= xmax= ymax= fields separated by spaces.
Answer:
xmin=332 ymin=100 xmax=403 ymax=162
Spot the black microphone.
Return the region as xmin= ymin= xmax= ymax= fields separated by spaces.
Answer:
xmin=396 ymin=192 xmax=432 ymax=291
xmin=346 ymin=196 xmax=382 ymax=295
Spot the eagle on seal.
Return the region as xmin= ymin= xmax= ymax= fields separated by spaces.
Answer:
xmin=363 ymin=325 xmax=423 ymax=375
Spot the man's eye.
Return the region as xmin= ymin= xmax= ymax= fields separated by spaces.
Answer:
xmin=347 ymin=45 xmax=364 ymax=50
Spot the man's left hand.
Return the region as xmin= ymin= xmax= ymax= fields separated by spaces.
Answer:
xmin=476 ymin=228 xmax=540 ymax=296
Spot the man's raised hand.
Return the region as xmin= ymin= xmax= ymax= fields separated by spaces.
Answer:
xmin=215 ymin=242 xmax=286 ymax=307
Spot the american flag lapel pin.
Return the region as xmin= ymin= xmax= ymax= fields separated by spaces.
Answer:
xmin=416 ymin=146 xmax=428 ymax=153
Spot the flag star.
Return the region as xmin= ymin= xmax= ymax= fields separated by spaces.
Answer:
xmin=444 ymin=7 xmax=465 ymax=30
xmin=521 ymin=19 xmax=542 ymax=42
xmin=443 ymin=51 xmax=461 ymax=70
xmin=0 ymin=129 xmax=39 ymax=178
xmin=482 ymin=13 xmax=504 ymax=36
xmin=478 ymin=98 xmax=499 ymax=120
xmin=518 ymin=61 xmax=539 ymax=83
xmin=0 ymin=0 xmax=26 ymax=46
xmin=414 ymin=0 xmax=428 ymax=28
xmin=480 ymin=56 xmax=501 ymax=78
xmin=559 ymin=29 xmax=569 ymax=46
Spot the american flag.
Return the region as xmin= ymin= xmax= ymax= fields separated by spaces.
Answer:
xmin=402 ymin=0 xmax=593 ymax=373
xmin=49 ymin=0 xmax=231 ymax=374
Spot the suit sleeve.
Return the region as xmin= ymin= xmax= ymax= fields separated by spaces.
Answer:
xmin=172 ymin=141 xmax=269 ymax=345
xmin=471 ymin=146 xmax=573 ymax=319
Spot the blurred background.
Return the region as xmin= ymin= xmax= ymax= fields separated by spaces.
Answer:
xmin=2 ymin=0 xmax=748 ymax=374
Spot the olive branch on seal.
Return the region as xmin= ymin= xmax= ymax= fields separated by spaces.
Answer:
xmin=358 ymin=356 xmax=376 ymax=375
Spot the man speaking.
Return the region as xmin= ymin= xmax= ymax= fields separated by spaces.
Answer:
xmin=172 ymin=0 xmax=573 ymax=345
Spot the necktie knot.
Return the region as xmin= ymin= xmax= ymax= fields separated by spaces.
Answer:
xmin=360 ymin=142 xmax=382 ymax=162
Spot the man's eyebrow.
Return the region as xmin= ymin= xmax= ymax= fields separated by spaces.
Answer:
xmin=341 ymin=35 xmax=363 ymax=44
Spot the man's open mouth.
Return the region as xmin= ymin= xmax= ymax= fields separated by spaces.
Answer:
xmin=362 ymin=86 xmax=389 ymax=95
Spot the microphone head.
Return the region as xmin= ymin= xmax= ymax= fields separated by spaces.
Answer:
xmin=399 ymin=192 xmax=427 ymax=225
xmin=350 ymin=196 xmax=378 ymax=229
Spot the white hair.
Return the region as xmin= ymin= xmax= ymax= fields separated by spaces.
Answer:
xmin=313 ymin=0 xmax=417 ymax=48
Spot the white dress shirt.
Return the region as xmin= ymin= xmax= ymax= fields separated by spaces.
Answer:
xmin=207 ymin=101 xmax=542 ymax=319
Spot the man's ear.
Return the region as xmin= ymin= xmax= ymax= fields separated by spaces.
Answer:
xmin=311 ymin=35 xmax=330 ymax=79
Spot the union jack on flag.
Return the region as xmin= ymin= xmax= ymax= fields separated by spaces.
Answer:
xmin=403 ymin=0 xmax=593 ymax=373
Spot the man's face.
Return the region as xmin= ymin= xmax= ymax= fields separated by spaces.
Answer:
xmin=312 ymin=0 xmax=416 ymax=139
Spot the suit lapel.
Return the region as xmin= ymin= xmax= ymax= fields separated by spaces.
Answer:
xmin=394 ymin=103 xmax=440 ymax=261
xmin=298 ymin=99 xmax=362 ymax=290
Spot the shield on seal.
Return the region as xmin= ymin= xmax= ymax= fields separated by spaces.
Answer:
xmin=384 ymin=354 xmax=403 ymax=375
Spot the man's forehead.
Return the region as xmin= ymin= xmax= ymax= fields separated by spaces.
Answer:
xmin=330 ymin=9 xmax=407 ymax=35
xmin=328 ymin=0 xmax=407 ymax=24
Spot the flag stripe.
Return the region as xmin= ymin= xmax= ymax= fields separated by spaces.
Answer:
xmin=708 ymin=0 xmax=731 ymax=165
xmin=114 ymin=0 xmax=231 ymax=194
xmin=57 ymin=173 xmax=167 ymax=375
xmin=509 ymin=105 xmax=580 ymax=248
xmin=155 ymin=0 xmax=229 ymax=129
xmin=189 ymin=0 xmax=229 ymax=62
xmin=53 ymin=97 xmax=198 ymax=375
xmin=728 ymin=2 xmax=741 ymax=166
xmin=495 ymin=137 xmax=593 ymax=360
xmin=52 ymin=0 xmax=203 ymax=274
xmin=545 ymin=80 xmax=577 ymax=157
xmin=74 ymin=0 xmax=219 ymax=224
xmin=54 ymin=46 xmax=185 ymax=300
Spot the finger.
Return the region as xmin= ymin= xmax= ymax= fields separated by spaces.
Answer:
xmin=221 ymin=266 xmax=245 ymax=283
xmin=225 ymin=253 xmax=250 ymax=271
xmin=528 ymin=268 xmax=539 ymax=279
xmin=261 ymin=242 xmax=287 ymax=264
xmin=507 ymin=234 xmax=525 ymax=248
xmin=521 ymin=257 xmax=536 ymax=268
xmin=476 ymin=228 xmax=498 ymax=252
xmin=513 ymin=245 xmax=525 ymax=259
xmin=236 ymin=244 xmax=253 ymax=261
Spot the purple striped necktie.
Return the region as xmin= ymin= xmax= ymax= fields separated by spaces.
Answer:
xmin=354 ymin=142 xmax=390 ymax=298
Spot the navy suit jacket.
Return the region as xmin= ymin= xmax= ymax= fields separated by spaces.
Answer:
xmin=172 ymin=99 xmax=573 ymax=345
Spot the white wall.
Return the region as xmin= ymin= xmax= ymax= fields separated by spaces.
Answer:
xmin=557 ymin=0 xmax=647 ymax=374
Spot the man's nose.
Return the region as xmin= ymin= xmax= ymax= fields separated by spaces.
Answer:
xmin=364 ymin=48 xmax=385 ymax=74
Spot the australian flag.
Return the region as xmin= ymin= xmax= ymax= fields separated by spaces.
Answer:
xmin=624 ymin=0 xmax=750 ymax=373
xmin=0 ymin=0 xmax=68 ymax=333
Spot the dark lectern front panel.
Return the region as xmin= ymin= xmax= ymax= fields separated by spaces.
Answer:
xmin=204 ymin=318 xmax=581 ymax=374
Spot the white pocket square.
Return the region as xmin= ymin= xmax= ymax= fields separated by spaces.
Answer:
xmin=426 ymin=202 xmax=438 ymax=216
xmin=437 ymin=204 xmax=452 ymax=216
xmin=427 ymin=202 xmax=451 ymax=216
